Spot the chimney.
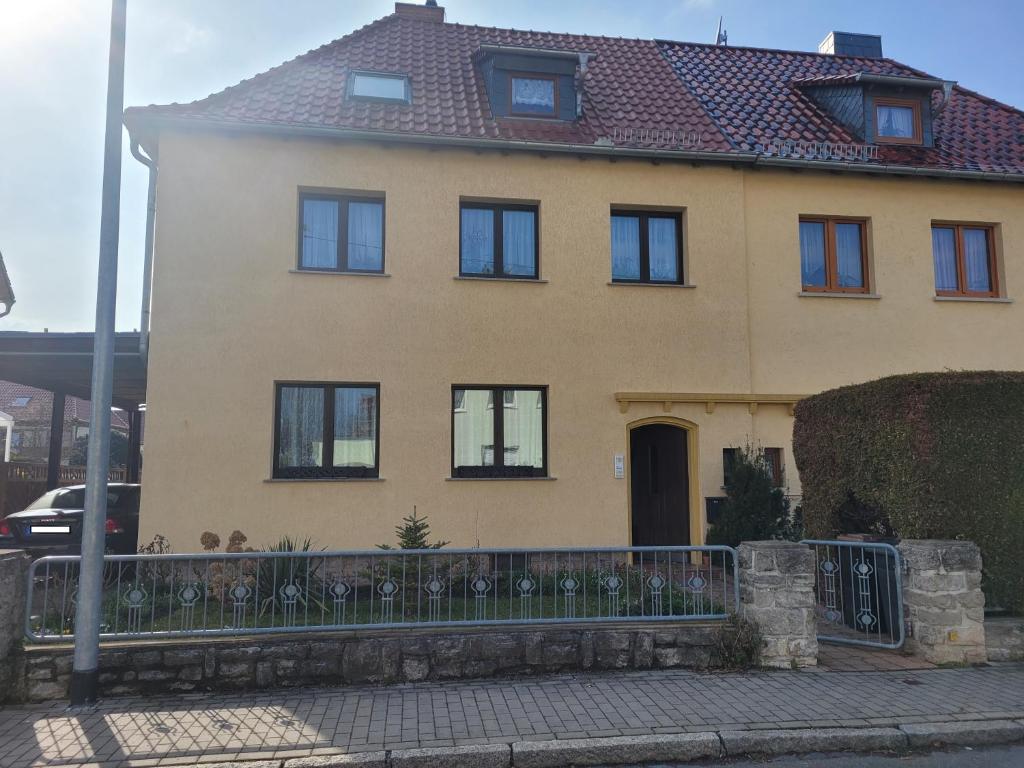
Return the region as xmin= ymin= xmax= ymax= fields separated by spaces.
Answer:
xmin=818 ymin=31 xmax=882 ymax=58
xmin=394 ymin=1 xmax=445 ymax=22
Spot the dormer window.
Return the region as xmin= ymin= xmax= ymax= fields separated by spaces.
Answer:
xmin=348 ymin=71 xmax=410 ymax=104
xmin=509 ymin=74 xmax=557 ymax=117
xmin=874 ymin=98 xmax=922 ymax=144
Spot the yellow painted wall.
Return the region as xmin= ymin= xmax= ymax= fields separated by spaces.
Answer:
xmin=139 ymin=130 xmax=1024 ymax=551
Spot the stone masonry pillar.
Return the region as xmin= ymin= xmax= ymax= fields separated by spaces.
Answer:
xmin=737 ymin=541 xmax=817 ymax=668
xmin=898 ymin=539 xmax=986 ymax=664
xmin=0 ymin=550 xmax=30 ymax=699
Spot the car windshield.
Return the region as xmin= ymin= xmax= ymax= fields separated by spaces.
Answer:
xmin=26 ymin=487 xmax=133 ymax=511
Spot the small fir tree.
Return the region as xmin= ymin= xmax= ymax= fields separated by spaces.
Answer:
xmin=378 ymin=507 xmax=449 ymax=550
xmin=706 ymin=444 xmax=794 ymax=547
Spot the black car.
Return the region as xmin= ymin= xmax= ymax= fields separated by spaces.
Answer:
xmin=0 ymin=484 xmax=141 ymax=558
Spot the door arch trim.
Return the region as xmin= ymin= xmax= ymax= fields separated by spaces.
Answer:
xmin=625 ymin=416 xmax=704 ymax=548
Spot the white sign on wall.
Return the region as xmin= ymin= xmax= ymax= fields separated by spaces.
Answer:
xmin=613 ymin=453 xmax=625 ymax=479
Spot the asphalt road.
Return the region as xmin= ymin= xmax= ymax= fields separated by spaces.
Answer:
xmin=634 ymin=744 xmax=1024 ymax=767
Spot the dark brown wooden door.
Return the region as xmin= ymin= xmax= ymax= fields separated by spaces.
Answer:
xmin=630 ymin=424 xmax=690 ymax=546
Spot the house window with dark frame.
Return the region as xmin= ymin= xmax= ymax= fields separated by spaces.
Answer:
xmin=459 ymin=202 xmax=539 ymax=278
xmin=348 ymin=71 xmax=410 ymax=103
xmin=299 ymin=193 xmax=384 ymax=273
xmin=874 ymin=98 xmax=922 ymax=145
xmin=931 ymin=223 xmax=998 ymax=297
xmin=799 ymin=217 xmax=868 ymax=293
xmin=723 ymin=447 xmax=784 ymax=488
xmin=273 ymin=382 xmax=379 ymax=479
xmin=508 ymin=73 xmax=557 ymax=117
xmin=610 ymin=210 xmax=683 ymax=284
xmin=452 ymin=386 xmax=547 ymax=478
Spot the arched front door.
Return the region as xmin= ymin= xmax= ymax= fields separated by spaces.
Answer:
xmin=629 ymin=422 xmax=691 ymax=546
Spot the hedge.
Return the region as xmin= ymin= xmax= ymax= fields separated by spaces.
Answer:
xmin=792 ymin=371 xmax=1024 ymax=614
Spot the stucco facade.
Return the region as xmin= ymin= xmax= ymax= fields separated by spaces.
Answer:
xmin=138 ymin=130 xmax=1023 ymax=551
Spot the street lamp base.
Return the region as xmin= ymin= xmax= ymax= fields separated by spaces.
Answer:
xmin=69 ymin=669 xmax=99 ymax=706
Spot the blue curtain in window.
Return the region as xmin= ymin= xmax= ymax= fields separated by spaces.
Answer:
xmin=963 ymin=228 xmax=992 ymax=292
xmin=799 ymin=221 xmax=826 ymax=287
xmin=461 ymin=209 xmax=494 ymax=274
xmin=611 ymin=216 xmax=640 ymax=280
xmin=502 ymin=210 xmax=536 ymax=275
xmin=347 ymin=202 xmax=383 ymax=271
xmin=301 ymin=200 xmax=338 ymax=268
xmin=648 ymin=218 xmax=678 ymax=281
xmin=932 ymin=228 xmax=958 ymax=292
xmin=835 ymin=223 xmax=864 ymax=288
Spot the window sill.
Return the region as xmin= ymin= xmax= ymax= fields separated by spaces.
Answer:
xmin=264 ymin=477 xmax=385 ymax=483
xmin=933 ymin=295 xmax=1012 ymax=304
xmin=445 ymin=476 xmax=556 ymax=482
xmin=289 ymin=269 xmax=390 ymax=278
xmin=798 ymin=291 xmax=880 ymax=300
xmin=454 ymin=276 xmax=547 ymax=284
xmin=607 ymin=282 xmax=696 ymax=289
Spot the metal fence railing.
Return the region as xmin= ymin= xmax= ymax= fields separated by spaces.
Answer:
xmin=25 ymin=546 xmax=738 ymax=643
xmin=802 ymin=539 xmax=905 ymax=649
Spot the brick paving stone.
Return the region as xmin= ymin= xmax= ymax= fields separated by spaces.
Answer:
xmin=2 ymin=664 xmax=1024 ymax=766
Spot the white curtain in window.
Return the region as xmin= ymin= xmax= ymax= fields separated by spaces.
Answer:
xmin=452 ymin=389 xmax=494 ymax=467
xmin=963 ymin=228 xmax=992 ymax=292
xmin=347 ymin=202 xmax=383 ymax=271
xmin=877 ymin=105 xmax=914 ymax=138
xmin=835 ymin=223 xmax=864 ymax=288
xmin=333 ymin=387 xmax=377 ymax=467
xmin=648 ymin=218 xmax=678 ymax=281
xmin=461 ymin=209 xmax=494 ymax=274
xmin=611 ymin=216 xmax=641 ymax=280
xmin=512 ymin=78 xmax=554 ymax=108
xmin=279 ymin=387 xmax=324 ymax=468
xmin=502 ymin=210 xmax=535 ymax=275
xmin=799 ymin=221 xmax=826 ymax=287
xmin=302 ymin=200 xmax=338 ymax=268
xmin=503 ymin=390 xmax=543 ymax=468
xmin=931 ymin=227 xmax=958 ymax=292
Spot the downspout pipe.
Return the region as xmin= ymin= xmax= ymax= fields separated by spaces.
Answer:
xmin=130 ymin=140 xmax=156 ymax=361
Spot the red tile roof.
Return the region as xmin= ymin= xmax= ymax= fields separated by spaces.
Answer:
xmin=125 ymin=7 xmax=1024 ymax=179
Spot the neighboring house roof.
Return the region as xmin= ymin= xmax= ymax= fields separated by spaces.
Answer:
xmin=0 ymin=381 xmax=131 ymax=432
xmin=124 ymin=5 xmax=1024 ymax=181
xmin=0 ymin=251 xmax=13 ymax=318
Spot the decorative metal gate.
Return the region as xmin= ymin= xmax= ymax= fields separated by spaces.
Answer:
xmin=801 ymin=539 xmax=905 ymax=649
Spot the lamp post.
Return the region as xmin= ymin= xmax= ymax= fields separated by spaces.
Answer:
xmin=70 ymin=0 xmax=127 ymax=706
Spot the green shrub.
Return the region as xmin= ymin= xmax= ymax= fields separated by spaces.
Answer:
xmin=792 ymin=371 xmax=1024 ymax=613
xmin=378 ymin=508 xmax=449 ymax=550
xmin=706 ymin=445 xmax=795 ymax=547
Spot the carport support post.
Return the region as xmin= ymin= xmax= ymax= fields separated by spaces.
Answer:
xmin=45 ymin=389 xmax=66 ymax=490
xmin=71 ymin=0 xmax=127 ymax=706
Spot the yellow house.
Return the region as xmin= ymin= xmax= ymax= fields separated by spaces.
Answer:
xmin=124 ymin=4 xmax=1024 ymax=552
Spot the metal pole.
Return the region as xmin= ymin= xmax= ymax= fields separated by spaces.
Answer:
xmin=70 ymin=0 xmax=127 ymax=706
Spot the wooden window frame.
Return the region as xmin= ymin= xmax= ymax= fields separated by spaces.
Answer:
xmin=610 ymin=210 xmax=685 ymax=285
xmin=931 ymin=222 xmax=999 ymax=298
xmin=459 ymin=202 xmax=540 ymax=279
xmin=874 ymin=97 xmax=923 ymax=145
xmin=451 ymin=385 xmax=548 ymax=478
xmin=297 ymin=192 xmax=386 ymax=274
xmin=799 ymin=216 xmax=869 ymax=294
xmin=507 ymin=72 xmax=559 ymax=118
xmin=272 ymin=381 xmax=380 ymax=479
xmin=763 ymin=447 xmax=784 ymax=488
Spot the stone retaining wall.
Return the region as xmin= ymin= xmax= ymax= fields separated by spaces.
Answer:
xmin=985 ymin=617 xmax=1024 ymax=662
xmin=21 ymin=622 xmax=729 ymax=703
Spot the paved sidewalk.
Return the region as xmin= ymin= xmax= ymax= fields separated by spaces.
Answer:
xmin=0 ymin=663 xmax=1022 ymax=767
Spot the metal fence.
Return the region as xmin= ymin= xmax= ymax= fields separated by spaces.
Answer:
xmin=802 ymin=539 xmax=905 ymax=649
xmin=25 ymin=546 xmax=738 ymax=643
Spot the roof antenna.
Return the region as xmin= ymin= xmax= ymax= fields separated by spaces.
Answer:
xmin=715 ymin=16 xmax=728 ymax=46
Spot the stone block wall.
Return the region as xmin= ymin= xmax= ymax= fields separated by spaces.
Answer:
xmin=985 ymin=618 xmax=1024 ymax=662
xmin=0 ymin=549 xmax=30 ymax=702
xmin=899 ymin=539 xmax=986 ymax=664
xmin=21 ymin=623 xmax=729 ymax=703
xmin=737 ymin=541 xmax=817 ymax=668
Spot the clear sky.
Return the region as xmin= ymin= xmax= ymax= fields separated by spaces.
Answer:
xmin=1 ymin=0 xmax=1021 ymax=332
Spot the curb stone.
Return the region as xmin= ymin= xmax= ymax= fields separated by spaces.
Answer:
xmin=283 ymin=752 xmax=390 ymax=767
xmin=719 ymin=727 xmax=907 ymax=756
xmin=899 ymin=719 xmax=1024 ymax=748
xmin=511 ymin=733 xmax=721 ymax=767
xmin=389 ymin=743 xmax=510 ymax=768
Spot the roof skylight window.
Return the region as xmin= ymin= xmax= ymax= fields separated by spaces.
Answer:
xmin=10 ymin=396 xmax=30 ymax=407
xmin=348 ymin=71 xmax=410 ymax=103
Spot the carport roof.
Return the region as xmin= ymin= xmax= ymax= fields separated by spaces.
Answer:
xmin=0 ymin=332 xmax=146 ymax=410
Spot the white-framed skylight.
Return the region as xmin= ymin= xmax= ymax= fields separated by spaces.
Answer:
xmin=348 ymin=71 xmax=411 ymax=103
